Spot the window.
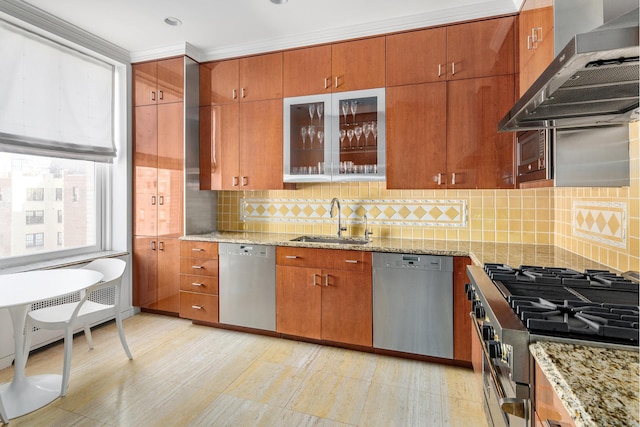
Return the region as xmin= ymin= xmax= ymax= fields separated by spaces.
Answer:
xmin=56 ymin=188 xmax=62 ymax=201
xmin=57 ymin=232 xmax=63 ymax=246
xmin=26 ymin=210 xmax=44 ymax=224
xmin=25 ymin=232 xmax=44 ymax=248
xmin=58 ymin=210 xmax=63 ymax=223
xmin=72 ymin=187 xmax=79 ymax=202
xmin=27 ymin=188 xmax=44 ymax=201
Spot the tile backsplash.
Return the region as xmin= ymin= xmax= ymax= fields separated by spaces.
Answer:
xmin=217 ymin=124 xmax=639 ymax=272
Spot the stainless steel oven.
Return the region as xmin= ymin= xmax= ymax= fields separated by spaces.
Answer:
xmin=516 ymin=129 xmax=551 ymax=185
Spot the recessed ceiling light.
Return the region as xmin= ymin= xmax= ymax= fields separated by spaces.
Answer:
xmin=164 ymin=17 xmax=182 ymax=26
xmin=270 ymin=0 xmax=288 ymax=4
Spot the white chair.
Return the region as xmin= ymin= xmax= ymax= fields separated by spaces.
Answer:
xmin=24 ymin=258 xmax=133 ymax=396
xmin=0 ymin=394 xmax=7 ymax=424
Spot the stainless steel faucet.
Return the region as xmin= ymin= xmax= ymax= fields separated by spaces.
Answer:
xmin=363 ymin=214 xmax=373 ymax=241
xmin=329 ymin=197 xmax=347 ymax=237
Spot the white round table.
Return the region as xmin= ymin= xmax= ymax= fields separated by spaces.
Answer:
xmin=0 ymin=269 xmax=103 ymax=420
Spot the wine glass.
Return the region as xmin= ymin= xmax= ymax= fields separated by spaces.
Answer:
xmin=346 ymin=128 xmax=354 ymax=149
xmin=317 ymin=103 xmax=323 ymax=125
xmin=371 ymin=121 xmax=378 ymax=144
xmin=308 ymin=103 xmax=315 ymax=124
xmin=339 ymin=129 xmax=346 ymax=149
xmin=354 ymin=126 xmax=363 ymax=149
xmin=363 ymin=123 xmax=371 ymax=147
xmin=341 ymin=101 xmax=348 ymax=123
xmin=317 ymin=130 xmax=324 ymax=146
xmin=307 ymin=125 xmax=316 ymax=149
xmin=300 ymin=126 xmax=307 ymax=150
xmin=349 ymin=100 xmax=358 ymax=123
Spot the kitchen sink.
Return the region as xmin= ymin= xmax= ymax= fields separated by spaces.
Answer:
xmin=290 ymin=235 xmax=370 ymax=245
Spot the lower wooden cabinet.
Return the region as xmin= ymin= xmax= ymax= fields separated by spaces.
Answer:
xmin=276 ymin=247 xmax=373 ymax=347
xmin=534 ymin=360 xmax=575 ymax=427
xmin=133 ymin=236 xmax=180 ymax=313
xmin=179 ymin=241 xmax=219 ymax=323
xmin=453 ymin=256 xmax=473 ymax=363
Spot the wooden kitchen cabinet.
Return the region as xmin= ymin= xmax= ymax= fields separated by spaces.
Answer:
xmin=200 ymin=52 xmax=282 ymax=105
xmin=519 ymin=1 xmax=554 ymax=96
xmin=133 ymin=57 xmax=184 ymax=106
xmin=386 ymin=82 xmax=447 ymax=189
xmin=386 ymin=16 xmax=514 ymax=86
xmin=386 ymin=27 xmax=447 ymax=86
xmin=446 ymin=75 xmax=515 ymax=189
xmin=446 ymin=16 xmax=516 ymax=80
xmin=284 ymin=38 xmax=385 ymax=97
xmin=453 ymin=257 xmax=473 ymax=363
xmin=534 ymin=360 xmax=575 ymax=427
xmin=200 ymin=99 xmax=283 ymax=190
xmin=179 ymin=241 xmax=219 ymax=323
xmin=276 ymin=247 xmax=373 ymax=347
xmin=133 ymin=57 xmax=185 ymax=315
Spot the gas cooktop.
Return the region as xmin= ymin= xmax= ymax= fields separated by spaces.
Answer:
xmin=484 ymin=263 xmax=639 ymax=346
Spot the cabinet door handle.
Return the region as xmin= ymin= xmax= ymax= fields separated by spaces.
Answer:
xmin=345 ymin=259 xmax=359 ymax=264
xmin=150 ymin=241 xmax=156 ymax=251
xmin=158 ymin=90 xmax=164 ymax=100
xmin=158 ymin=241 xmax=164 ymax=251
xmin=532 ymin=27 xmax=543 ymax=43
xmin=324 ymin=77 xmax=329 ymax=89
xmin=158 ymin=195 xmax=164 ymax=205
xmin=192 ymin=265 xmax=204 ymax=269
xmin=241 ymin=176 xmax=248 ymax=186
xmin=312 ymin=273 xmax=319 ymax=286
xmin=191 ymin=305 xmax=203 ymax=310
xmin=151 ymin=195 xmax=156 ymax=205
xmin=451 ymin=62 xmax=456 ymax=75
xmin=285 ymin=255 xmax=298 ymax=259
xmin=527 ymin=35 xmax=533 ymax=50
xmin=451 ymin=172 xmax=457 ymax=185
xmin=232 ymin=176 xmax=239 ymax=187
xmin=241 ymin=87 xmax=246 ymax=98
xmin=334 ymin=76 xmax=340 ymax=88
xmin=192 ymin=282 xmax=204 ymax=287
xmin=150 ymin=91 xmax=156 ymax=101
xmin=232 ymin=89 xmax=237 ymax=99
xmin=192 ymin=248 xmax=205 ymax=252
xmin=438 ymin=64 xmax=442 ymax=77
xmin=324 ymin=274 xmax=329 ymax=287
xmin=435 ymin=173 xmax=444 ymax=185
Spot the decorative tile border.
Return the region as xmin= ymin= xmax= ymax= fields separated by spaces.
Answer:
xmin=572 ymin=201 xmax=626 ymax=248
xmin=240 ymin=198 xmax=467 ymax=227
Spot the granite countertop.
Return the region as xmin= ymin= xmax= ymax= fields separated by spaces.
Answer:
xmin=530 ymin=342 xmax=639 ymax=427
xmin=181 ymin=231 xmax=612 ymax=272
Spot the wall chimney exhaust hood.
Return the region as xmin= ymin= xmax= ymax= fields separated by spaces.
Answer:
xmin=499 ymin=8 xmax=639 ymax=132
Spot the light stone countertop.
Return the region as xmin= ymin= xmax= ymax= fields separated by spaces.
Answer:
xmin=530 ymin=342 xmax=639 ymax=427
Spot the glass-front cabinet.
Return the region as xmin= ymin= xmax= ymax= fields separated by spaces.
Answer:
xmin=284 ymin=88 xmax=385 ymax=182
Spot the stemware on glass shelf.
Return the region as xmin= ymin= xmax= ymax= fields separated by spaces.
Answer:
xmin=317 ymin=103 xmax=323 ymax=125
xmin=300 ymin=126 xmax=307 ymax=150
xmin=307 ymin=126 xmax=316 ymax=149
xmin=371 ymin=121 xmax=378 ymax=143
xmin=349 ymin=100 xmax=358 ymax=123
xmin=308 ymin=104 xmax=315 ymax=124
xmin=339 ymin=129 xmax=346 ymax=149
xmin=341 ymin=101 xmax=349 ymax=123
xmin=317 ymin=130 xmax=324 ymax=146
xmin=354 ymin=126 xmax=362 ymax=149
xmin=363 ymin=123 xmax=371 ymax=147
xmin=346 ymin=128 xmax=354 ymax=150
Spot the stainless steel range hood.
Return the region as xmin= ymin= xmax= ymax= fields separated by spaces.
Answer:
xmin=499 ymin=8 xmax=639 ymax=132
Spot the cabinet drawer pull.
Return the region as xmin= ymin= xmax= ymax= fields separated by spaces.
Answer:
xmin=232 ymin=176 xmax=239 ymax=187
xmin=438 ymin=64 xmax=442 ymax=77
xmin=232 ymin=89 xmax=237 ymax=99
xmin=451 ymin=62 xmax=456 ymax=75
xmin=241 ymin=87 xmax=246 ymax=98
xmin=150 ymin=241 xmax=156 ymax=251
xmin=241 ymin=176 xmax=248 ymax=186
xmin=285 ymin=255 xmax=298 ymax=259
xmin=158 ymin=90 xmax=164 ymax=100
xmin=451 ymin=172 xmax=457 ymax=185
xmin=158 ymin=241 xmax=164 ymax=251
xmin=192 ymin=248 xmax=205 ymax=252
xmin=191 ymin=305 xmax=203 ymax=310
xmin=345 ymin=259 xmax=359 ymax=264
xmin=192 ymin=282 xmax=204 ymax=287
xmin=324 ymin=274 xmax=329 ymax=287
xmin=150 ymin=91 xmax=156 ymax=101
xmin=151 ymin=195 xmax=156 ymax=205
xmin=334 ymin=76 xmax=340 ymax=88
xmin=158 ymin=195 xmax=164 ymax=205
xmin=192 ymin=265 xmax=204 ymax=269
xmin=324 ymin=77 xmax=329 ymax=89
xmin=313 ymin=273 xmax=319 ymax=286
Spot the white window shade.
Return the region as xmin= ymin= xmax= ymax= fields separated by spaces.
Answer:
xmin=0 ymin=19 xmax=116 ymax=163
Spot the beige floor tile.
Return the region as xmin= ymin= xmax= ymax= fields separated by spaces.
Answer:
xmin=371 ymin=355 xmax=445 ymax=394
xmin=2 ymin=405 xmax=105 ymax=427
xmin=441 ymin=395 xmax=489 ymax=427
xmin=276 ymin=408 xmax=355 ymax=426
xmin=224 ymin=359 xmax=308 ymax=407
xmin=440 ymin=365 xmax=483 ymax=403
xmin=187 ymin=393 xmax=283 ymax=427
xmin=307 ymin=346 xmax=378 ymax=381
xmin=287 ymin=370 xmax=370 ymax=425
xmin=258 ymin=338 xmax=323 ymax=369
xmin=358 ymin=382 xmax=444 ymax=427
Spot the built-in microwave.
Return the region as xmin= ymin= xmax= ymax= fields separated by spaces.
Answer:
xmin=516 ymin=129 xmax=552 ymax=184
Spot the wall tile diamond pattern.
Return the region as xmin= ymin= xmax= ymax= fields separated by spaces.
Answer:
xmin=572 ymin=201 xmax=626 ymax=248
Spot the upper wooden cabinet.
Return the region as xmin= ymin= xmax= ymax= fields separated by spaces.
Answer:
xmin=519 ymin=2 xmax=554 ymax=96
xmin=386 ymin=27 xmax=447 ymax=86
xmin=200 ymin=52 xmax=283 ymax=105
xmin=447 ymin=16 xmax=516 ymax=80
xmin=133 ymin=57 xmax=184 ymax=106
xmin=386 ymin=16 xmax=515 ymax=86
xmin=283 ymin=37 xmax=385 ymax=97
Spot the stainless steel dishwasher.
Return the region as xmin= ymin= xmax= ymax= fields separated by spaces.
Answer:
xmin=373 ymin=253 xmax=453 ymax=358
xmin=219 ymin=243 xmax=276 ymax=331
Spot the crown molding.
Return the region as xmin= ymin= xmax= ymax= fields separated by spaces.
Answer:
xmin=0 ymin=0 xmax=129 ymax=64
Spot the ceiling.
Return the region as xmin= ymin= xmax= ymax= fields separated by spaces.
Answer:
xmin=18 ymin=0 xmax=522 ymax=62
